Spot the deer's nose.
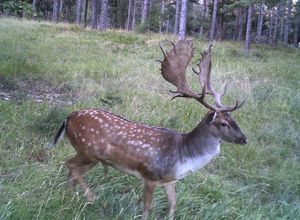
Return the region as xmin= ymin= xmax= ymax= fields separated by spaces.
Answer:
xmin=241 ymin=135 xmax=247 ymax=145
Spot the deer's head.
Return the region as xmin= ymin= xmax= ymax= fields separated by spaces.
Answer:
xmin=158 ymin=40 xmax=247 ymax=145
xmin=205 ymin=111 xmax=247 ymax=145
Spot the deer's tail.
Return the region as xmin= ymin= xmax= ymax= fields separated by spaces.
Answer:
xmin=46 ymin=119 xmax=67 ymax=148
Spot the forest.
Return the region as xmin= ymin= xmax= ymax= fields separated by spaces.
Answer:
xmin=0 ymin=0 xmax=300 ymax=49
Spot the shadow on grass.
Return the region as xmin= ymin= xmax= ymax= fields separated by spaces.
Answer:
xmin=32 ymin=107 xmax=69 ymax=137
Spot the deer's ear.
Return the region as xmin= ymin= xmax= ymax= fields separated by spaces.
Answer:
xmin=207 ymin=111 xmax=218 ymax=124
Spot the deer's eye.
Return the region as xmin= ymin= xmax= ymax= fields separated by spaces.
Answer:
xmin=221 ymin=122 xmax=228 ymax=127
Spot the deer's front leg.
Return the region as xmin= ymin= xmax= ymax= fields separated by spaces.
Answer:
xmin=142 ymin=180 xmax=156 ymax=220
xmin=164 ymin=183 xmax=176 ymax=219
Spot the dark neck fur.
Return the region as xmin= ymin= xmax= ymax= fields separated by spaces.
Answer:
xmin=179 ymin=112 xmax=219 ymax=159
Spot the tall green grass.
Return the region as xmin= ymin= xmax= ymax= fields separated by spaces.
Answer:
xmin=0 ymin=18 xmax=299 ymax=219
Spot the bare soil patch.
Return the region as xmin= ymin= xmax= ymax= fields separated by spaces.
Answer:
xmin=0 ymin=75 xmax=79 ymax=105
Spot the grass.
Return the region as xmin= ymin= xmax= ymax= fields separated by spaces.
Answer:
xmin=0 ymin=17 xmax=300 ymax=219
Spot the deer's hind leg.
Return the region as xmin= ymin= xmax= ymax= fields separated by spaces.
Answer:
xmin=142 ymin=180 xmax=156 ymax=220
xmin=66 ymin=154 xmax=97 ymax=203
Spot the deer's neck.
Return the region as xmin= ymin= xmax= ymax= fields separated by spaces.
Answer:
xmin=174 ymin=117 xmax=220 ymax=179
xmin=181 ymin=122 xmax=220 ymax=158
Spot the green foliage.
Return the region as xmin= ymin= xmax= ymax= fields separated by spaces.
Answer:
xmin=135 ymin=22 xmax=149 ymax=33
xmin=0 ymin=0 xmax=33 ymax=18
xmin=136 ymin=3 xmax=161 ymax=33
xmin=0 ymin=18 xmax=300 ymax=220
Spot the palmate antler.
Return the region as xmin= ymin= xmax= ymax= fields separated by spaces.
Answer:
xmin=158 ymin=40 xmax=244 ymax=112
xmin=158 ymin=40 xmax=195 ymax=96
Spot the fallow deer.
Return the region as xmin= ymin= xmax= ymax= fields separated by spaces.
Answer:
xmin=49 ymin=40 xmax=247 ymax=219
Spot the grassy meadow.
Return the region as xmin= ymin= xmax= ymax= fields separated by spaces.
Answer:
xmin=0 ymin=18 xmax=299 ymax=219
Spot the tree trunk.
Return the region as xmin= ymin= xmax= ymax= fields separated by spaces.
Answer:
xmin=132 ymin=0 xmax=136 ymax=30
xmin=199 ymin=0 xmax=208 ymax=37
xmin=294 ymin=1 xmax=300 ymax=47
xmin=84 ymin=0 xmax=88 ymax=28
xmin=127 ymin=0 xmax=133 ymax=30
xmin=146 ymin=0 xmax=153 ymax=31
xmin=121 ymin=1 xmax=127 ymax=28
xmin=233 ymin=7 xmax=240 ymax=40
xmin=174 ymin=0 xmax=181 ymax=34
xmin=91 ymin=0 xmax=98 ymax=29
xmin=268 ymin=9 xmax=274 ymax=44
xmin=272 ymin=4 xmax=280 ymax=45
xmin=237 ymin=7 xmax=244 ymax=41
xmin=76 ymin=0 xmax=82 ymax=24
xmin=59 ymin=0 xmax=63 ymax=18
xmin=256 ymin=1 xmax=265 ymax=37
xmin=166 ymin=19 xmax=170 ymax=33
xmin=294 ymin=20 xmax=299 ymax=48
xmin=280 ymin=21 xmax=284 ymax=41
xmin=52 ymin=0 xmax=60 ymax=22
xmin=278 ymin=1 xmax=286 ymax=42
xmin=159 ymin=0 xmax=165 ymax=33
xmin=217 ymin=8 xmax=225 ymax=41
xmin=284 ymin=0 xmax=292 ymax=45
xmin=113 ymin=0 xmax=117 ymax=27
xmin=245 ymin=5 xmax=253 ymax=51
xmin=99 ymin=0 xmax=108 ymax=31
xmin=32 ymin=0 xmax=37 ymax=19
xmin=209 ymin=0 xmax=218 ymax=42
xmin=141 ymin=0 xmax=149 ymax=25
xmin=178 ymin=0 xmax=187 ymax=40
xmin=64 ymin=6 xmax=70 ymax=22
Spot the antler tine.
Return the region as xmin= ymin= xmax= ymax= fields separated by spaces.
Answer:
xmin=236 ymin=100 xmax=245 ymax=109
xmin=220 ymin=81 xmax=229 ymax=97
xmin=222 ymin=99 xmax=245 ymax=112
xmin=198 ymin=44 xmax=244 ymax=112
xmin=208 ymin=44 xmax=213 ymax=53
xmin=192 ymin=67 xmax=199 ymax=75
xmin=170 ymin=93 xmax=188 ymax=100
xmin=159 ymin=43 xmax=167 ymax=58
xmin=171 ymin=84 xmax=217 ymax=111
